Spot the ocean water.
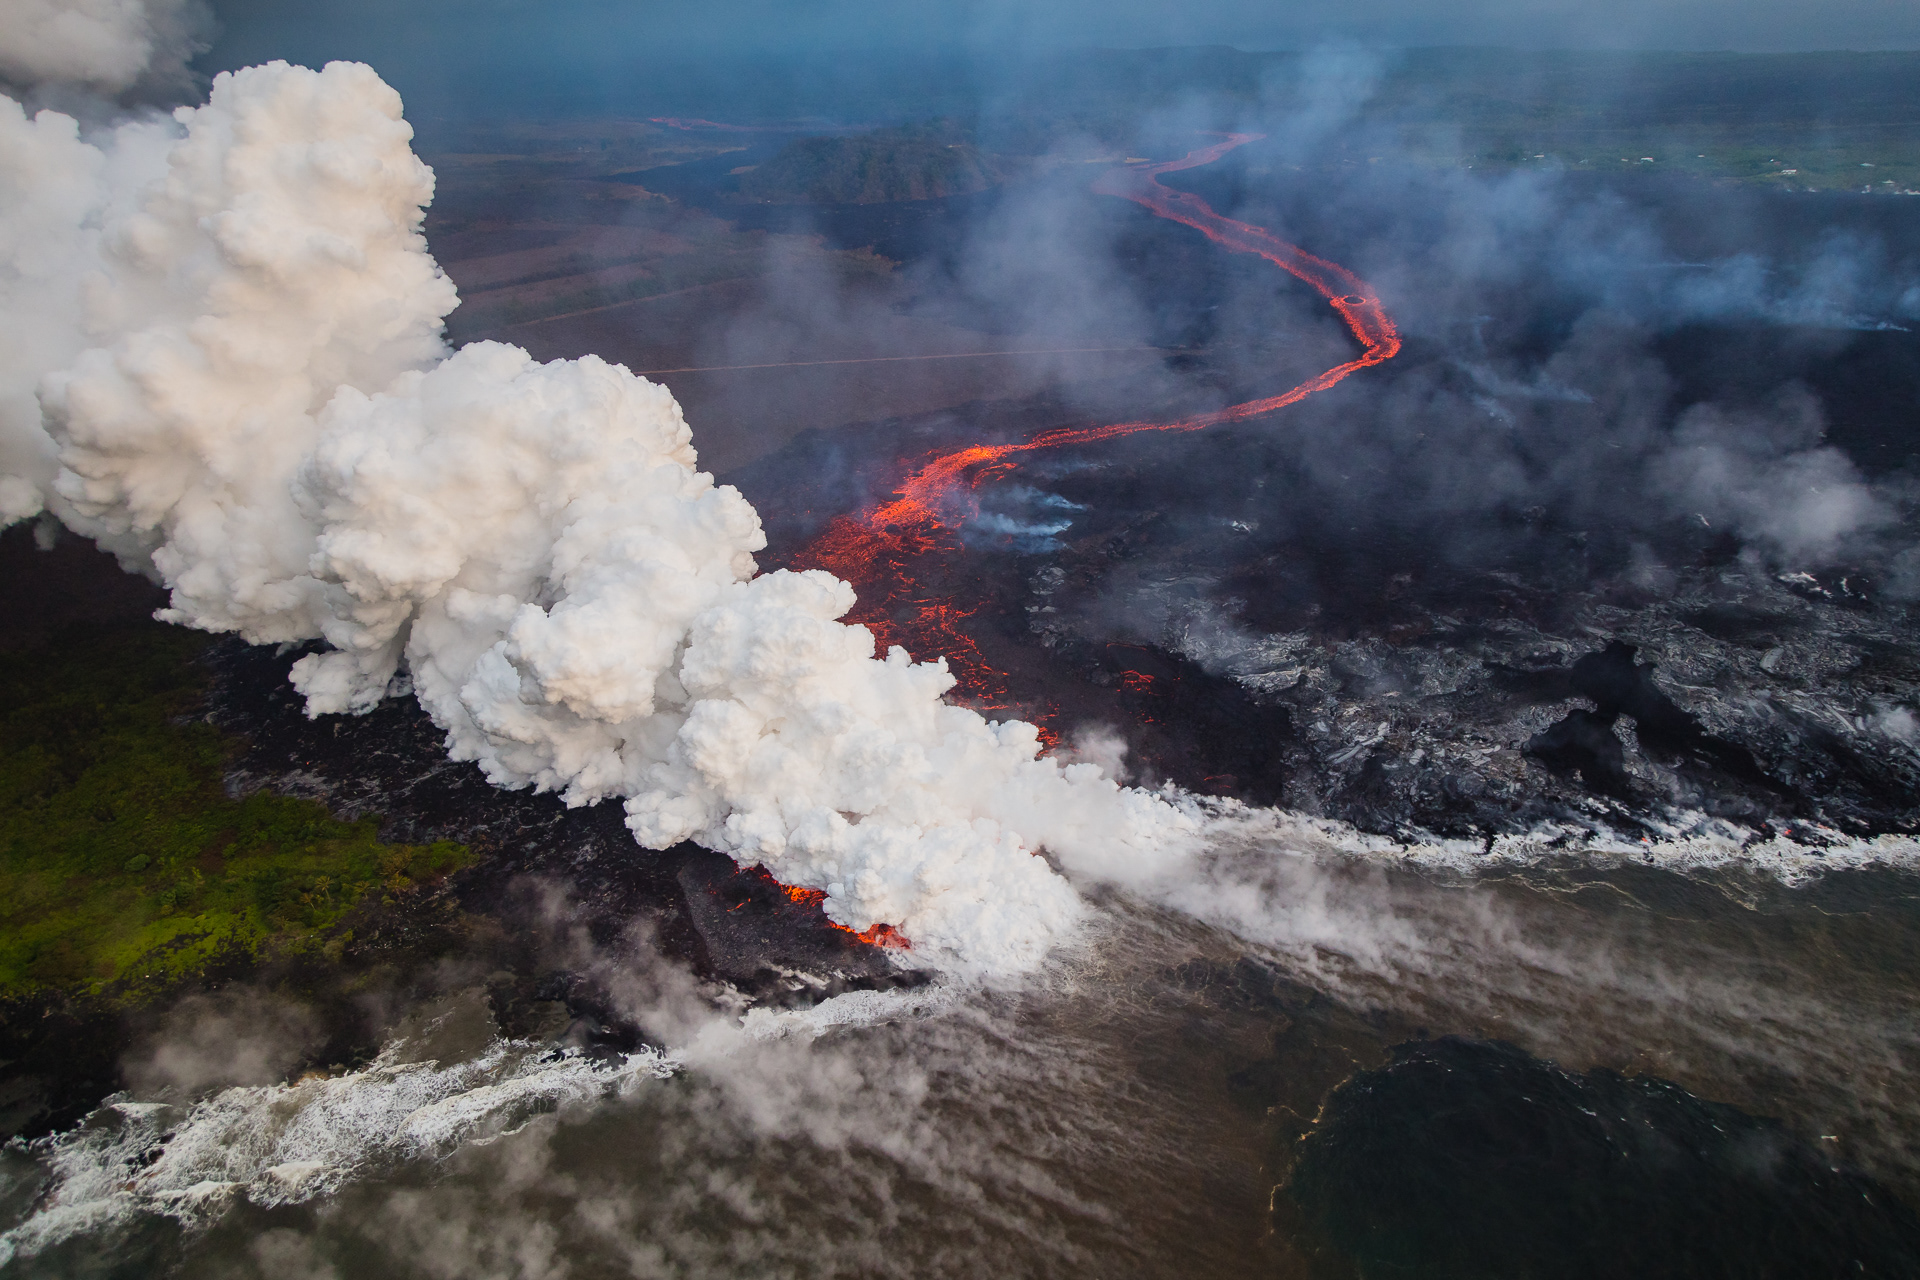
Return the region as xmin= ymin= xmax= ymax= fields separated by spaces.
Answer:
xmin=7 ymin=836 xmax=1919 ymax=1278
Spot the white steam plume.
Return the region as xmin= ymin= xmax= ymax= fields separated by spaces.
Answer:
xmin=0 ymin=0 xmax=211 ymax=98
xmin=0 ymin=58 xmax=1202 ymax=974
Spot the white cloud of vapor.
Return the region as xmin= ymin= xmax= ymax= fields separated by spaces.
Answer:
xmin=0 ymin=11 xmax=1204 ymax=975
xmin=122 ymin=988 xmax=324 ymax=1097
xmin=0 ymin=0 xmax=212 ymax=99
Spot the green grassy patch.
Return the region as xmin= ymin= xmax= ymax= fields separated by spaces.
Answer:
xmin=0 ymin=623 xmax=469 ymax=1000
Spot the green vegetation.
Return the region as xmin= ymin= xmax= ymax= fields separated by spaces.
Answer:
xmin=0 ymin=623 xmax=468 ymax=1000
xmin=1365 ymin=125 xmax=1920 ymax=191
xmin=737 ymin=122 xmax=1009 ymax=204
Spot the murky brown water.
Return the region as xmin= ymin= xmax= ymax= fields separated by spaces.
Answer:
xmin=8 ymin=840 xmax=1919 ymax=1278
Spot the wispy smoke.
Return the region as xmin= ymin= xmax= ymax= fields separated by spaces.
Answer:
xmin=697 ymin=47 xmax=1915 ymax=592
xmin=16 ymin=860 xmax=1920 ymax=1271
xmin=1230 ymin=75 xmax=1913 ymax=578
xmin=122 ymin=988 xmax=324 ymax=1097
xmin=4 ymin=11 xmax=1917 ymax=978
xmin=6 ymin=25 xmax=1920 ymax=1272
xmin=1654 ymin=387 xmax=1891 ymax=562
xmin=1255 ymin=40 xmax=1383 ymax=163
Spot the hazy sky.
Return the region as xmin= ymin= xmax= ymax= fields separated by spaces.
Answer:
xmin=204 ymin=0 xmax=1920 ymax=68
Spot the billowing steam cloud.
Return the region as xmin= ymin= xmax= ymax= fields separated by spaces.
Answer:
xmin=0 ymin=0 xmax=210 ymax=99
xmin=0 ymin=26 xmax=1201 ymax=972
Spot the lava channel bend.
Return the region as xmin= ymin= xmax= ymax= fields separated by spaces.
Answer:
xmin=792 ymin=132 xmax=1401 ymax=704
xmin=776 ymin=132 xmax=1403 ymax=949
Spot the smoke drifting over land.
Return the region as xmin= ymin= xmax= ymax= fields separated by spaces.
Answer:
xmin=739 ymin=68 xmax=1919 ymax=590
xmin=14 ymin=856 xmax=1920 ymax=1275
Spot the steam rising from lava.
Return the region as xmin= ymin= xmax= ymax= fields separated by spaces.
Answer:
xmin=15 ymin=8 xmax=1899 ymax=979
xmin=0 ymin=29 xmax=1254 ymax=973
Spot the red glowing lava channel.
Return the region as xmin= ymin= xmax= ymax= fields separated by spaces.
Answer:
xmin=783 ymin=132 xmax=1404 ymax=949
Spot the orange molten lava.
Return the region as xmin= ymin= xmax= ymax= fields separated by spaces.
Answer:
xmin=781 ymin=133 xmax=1403 ymax=950
xmin=773 ymin=879 xmax=913 ymax=949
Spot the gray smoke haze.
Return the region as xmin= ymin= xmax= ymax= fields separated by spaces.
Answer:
xmin=1657 ymin=388 xmax=1893 ymax=563
xmin=1275 ymin=152 xmax=1916 ymax=572
xmin=199 ymin=0 xmax=1920 ymax=71
xmin=4 ymin=6 xmax=1920 ymax=1275
xmin=696 ymin=44 xmax=1918 ymax=598
xmin=122 ymin=988 xmax=324 ymax=1098
xmin=1 ymin=0 xmax=213 ymax=108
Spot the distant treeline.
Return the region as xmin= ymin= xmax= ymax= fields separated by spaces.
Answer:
xmin=406 ymin=47 xmax=1920 ymax=195
xmin=735 ymin=121 xmax=1009 ymax=204
xmin=405 ymin=47 xmax=1920 ymax=140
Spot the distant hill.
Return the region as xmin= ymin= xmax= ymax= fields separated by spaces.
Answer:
xmin=735 ymin=123 xmax=1010 ymax=204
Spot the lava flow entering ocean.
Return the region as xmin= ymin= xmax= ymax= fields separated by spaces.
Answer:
xmin=766 ymin=133 xmax=1402 ymax=952
xmin=790 ymin=132 xmax=1402 ymax=705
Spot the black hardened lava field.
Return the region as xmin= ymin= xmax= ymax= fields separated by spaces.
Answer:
xmin=730 ymin=144 xmax=1920 ymax=848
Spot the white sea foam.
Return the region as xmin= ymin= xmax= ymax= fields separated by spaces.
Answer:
xmin=1189 ymin=801 xmax=1920 ymax=887
xmin=734 ymin=983 xmax=966 ymax=1042
xmin=0 ymin=1040 xmax=676 ymax=1265
xmin=0 ymin=983 xmax=969 ymax=1265
xmin=6 ymin=799 xmax=1915 ymax=1267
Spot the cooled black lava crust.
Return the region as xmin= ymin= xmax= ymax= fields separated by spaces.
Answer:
xmin=736 ymin=361 xmax=1920 ymax=843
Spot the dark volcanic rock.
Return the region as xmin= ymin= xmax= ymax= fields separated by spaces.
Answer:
xmin=0 ymin=993 xmax=129 ymax=1139
xmin=0 ymin=523 xmax=165 ymax=652
xmin=732 ymin=405 xmax=1920 ymax=844
xmin=1526 ymin=707 xmax=1634 ymax=795
xmin=0 ymin=626 xmax=919 ymax=1143
xmin=1526 ymin=641 xmax=1789 ymax=812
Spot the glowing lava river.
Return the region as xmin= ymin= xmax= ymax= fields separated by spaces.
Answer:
xmin=791 ymin=132 xmax=1402 ymax=709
